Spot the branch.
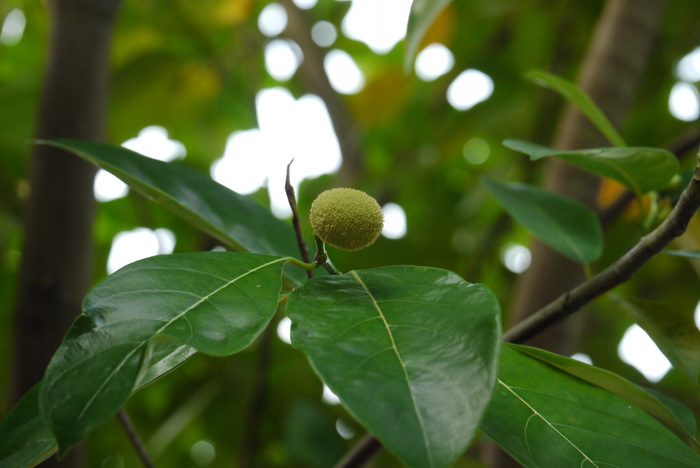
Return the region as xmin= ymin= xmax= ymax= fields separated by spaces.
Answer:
xmin=334 ymin=433 xmax=381 ymax=468
xmin=504 ymin=161 xmax=700 ymax=344
xmin=117 ymin=409 xmax=155 ymax=468
xmin=285 ymin=160 xmax=313 ymax=278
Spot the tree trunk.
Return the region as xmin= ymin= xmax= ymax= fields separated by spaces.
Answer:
xmin=489 ymin=0 xmax=667 ymax=465
xmin=11 ymin=0 xmax=121 ymax=465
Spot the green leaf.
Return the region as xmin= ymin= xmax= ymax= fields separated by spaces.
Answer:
xmin=482 ymin=345 xmax=700 ymax=468
xmin=43 ymin=139 xmax=299 ymax=258
xmin=483 ymin=178 xmax=603 ymax=263
xmin=511 ymin=344 xmax=698 ymax=445
xmin=503 ymin=139 xmax=679 ymax=195
xmin=404 ymin=0 xmax=452 ymax=72
xmin=39 ymin=252 xmax=287 ymax=456
xmin=612 ymin=295 xmax=700 ymax=384
xmin=287 ymin=266 xmax=501 ymax=468
xmin=0 ymin=384 xmax=56 ymax=468
xmin=664 ymin=250 xmax=700 ymax=259
xmin=525 ymin=70 xmax=626 ymax=147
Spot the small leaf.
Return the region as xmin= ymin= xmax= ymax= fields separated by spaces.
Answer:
xmin=0 ymin=384 xmax=56 ymax=468
xmin=511 ymin=344 xmax=698 ymax=445
xmin=43 ymin=140 xmax=299 ymax=259
xmin=664 ymin=250 xmax=700 ymax=259
xmin=287 ymin=266 xmax=501 ymax=468
xmin=483 ymin=178 xmax=603 ymax=263
xmin=525 ymin=70 xmax=626 ymax=147
xmin=39 ymin=252 xmax=287 ymax=456
xmin=612 ymin=295 xmax=700 ymax=384
xmin=504 ymin=139 xmax=679 ymax=195
xmin=482 ymin=345 xmax=700 ymax=468
xmin=404 ymin=0 xmax=452 ymax=72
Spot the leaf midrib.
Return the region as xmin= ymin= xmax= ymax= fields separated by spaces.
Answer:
xmin=350 ymin=271 xmax=434 ymax=468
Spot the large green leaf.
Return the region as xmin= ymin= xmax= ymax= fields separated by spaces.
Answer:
xmin=482 ymin=345 xmax=700 ymax=468
xmin=504 ymin=139 xmax=679 ymax=195
xmin=44 ymin=139 xmax=299 ymax=258
xmin=0 ymin=384 xmax=56 ymax=468
xmin=404 ymin=0 xmax=452 ymax=72
xmin=511 ymin=344 xmax=698 ymax=445
xmin=483 ymin=178 xmax=603 ymax=263
xmin=525 ymin=70 xmax=626 ymax=147
xmin=613 ymin=296 xmax=700 ymax=384
xmin=287 ymin=266 xmax=501 ymax=468
xmin=39 ymin=252 xmax=287 ymax=456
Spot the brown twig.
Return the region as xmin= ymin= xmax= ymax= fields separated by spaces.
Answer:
xmin=285 ymin=160 xmax=313 ymax=278
xmin=504 ymin=161 xmax=700 ymax=344
xmin=117 ymin=409 xmax=155 ymax=468
xmin=334 ymin=433 xmax=382 ymax=468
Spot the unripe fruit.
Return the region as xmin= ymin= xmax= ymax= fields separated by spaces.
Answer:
xmin=309 ymin=188 xmax=384 ymax=251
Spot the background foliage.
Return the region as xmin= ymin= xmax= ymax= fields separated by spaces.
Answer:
xmin=1 ymin=0 xmax=699 ymax=466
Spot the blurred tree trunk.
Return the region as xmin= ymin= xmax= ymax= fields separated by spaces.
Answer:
xmin=490 ymin=0 xmax=667 ymax=465
xmin=11 ymin=0 xmax=121 ymax=466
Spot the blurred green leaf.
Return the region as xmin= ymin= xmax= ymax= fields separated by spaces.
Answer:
xmin=663 ymin=250 xmax=700 ymax=259
xmin=40 ymin=252 xmax=286 ymax=456
xmin=482 ymin=345 xmax=700 ymax=467
xmin=287 ymin=266 xmax=501 ymax=468
xmin=504 ymin=139 xmax=679 ymax=195
xmin=612 ymin=295 xmax=700 ymax=384
xmin=0 ymin=384 xmax=56 ymax=468
xmin=43 ymin=140 xmax=299 ymax=258
xmin=525 ymin=70 xmax=626 ymax=147
xmin=483 ymin=178 xmax=603 ymax=263
xmin=405 ymin=0 xmax=453 ymax=72
xmin=511 ymin=344 xmax=698 ymax=445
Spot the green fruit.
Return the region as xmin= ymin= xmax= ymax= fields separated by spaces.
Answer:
xmin=309 ymin=188 xmax=384 ymax=251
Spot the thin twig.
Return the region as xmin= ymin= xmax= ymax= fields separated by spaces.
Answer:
xmin=504 ymin=161 xmax=700 ymax=344
xmin=334 ymin=433 xmax=382 ymax=468
xmin=117 ymin=409 xmax=155 ymax=468
xmin=285 ymin=160 xmax=313 ymax=278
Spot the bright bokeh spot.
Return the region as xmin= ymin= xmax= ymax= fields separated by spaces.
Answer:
xmin=500 ymin=243 xmax=531 ymax=274
xmin=336 ymin=419 xmax=355 ymax=440
xmin=341 ymin=0 xmax=412 ymax=54
xmin=94 ymin=170 xmax=128 ymax=202
xmin=258 ymin=3 xmax=287 ymax=37
xmin=322 ymin=384 xmax=341 ymax=405
xmin=292 ymin=0 xmax=317 ymax=9
xmin=381 ymin=203 xmax=407 ymax=239
xmin=463 ymin=137 xmax=490 ymax=165
xmin=122 ymin=126 xmax=186 ymax=162
xmin=264 ymin=39 xmax=303 ymax=81
xmin=618 ymin=324 xmax=672 ymax=382
xmin=694 ymin=299 xmax=700 ymax=329
xmin=312 ymin=21 xmax=337 ymax=47
xmin=212 ymin=87 xmax=341 ymax=218
xmin=669 ymin=82 xmax=700 ymax=121
xmin=324 ymin=49 xmax=365 ymax=94
xmin=415 ymin=43 xmax=455 ymax=81
xmin=571 ymin=353 xmax=593 ymax=365
xmin=276 ymin=317 xmax=292 ymax=345
xmin=676 ymin=46 xmax=700 ymax=82
xmin=190 ymin=440 xmax=216 ymax=466
xmin=107 ymin=227 xmax=176 ymax=274
xmin=447 ymin=69 xmax=494 ymax=111
xmin=1 ymin=8 xmax=25 ymax=46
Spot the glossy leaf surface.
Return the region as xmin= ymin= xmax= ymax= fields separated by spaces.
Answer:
xmin=525 ymin=70 xmax=626 ymax=147
xmin=613 ymin=296 xmax=700 ymax=384
xmin=483 ymin=178 xmax=603 ymax=263
xmin=664 ymin=250 xmax=700 ymax=259
xmin=482 ymin=345 xmax=700 ymax=467
xmin=39 ymin=252 xmax=287 ymax=455
xmin=504 ymin=139 xmax=679 ymax=195
xmin=287 ymin=266 xmax=501 ymax=468
xmin=405 ymin=0 xmax=452 ymax=71
xmin=45 ymin=139 xmax=299 ymax=257
xmin=512 ymin=344 xmax=698 ymax=444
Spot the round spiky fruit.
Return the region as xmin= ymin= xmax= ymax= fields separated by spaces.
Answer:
xmin=309 ymin=188 xmax=384 ymax=251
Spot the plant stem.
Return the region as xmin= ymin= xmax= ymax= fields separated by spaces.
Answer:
xmin=285 ymin=160 xmax=313 ymax=278
xmin=117 ymin=409 xmax=155 ymax=468
xmin=504 ymin=160 xmax=700 ymax=344
xmin=333 ymin=433 xmax=381 ymax=468
xmin=313 ymin=236 xmax=341 ymax=275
